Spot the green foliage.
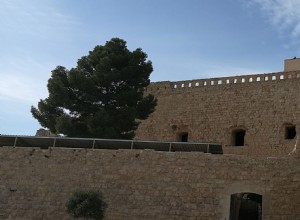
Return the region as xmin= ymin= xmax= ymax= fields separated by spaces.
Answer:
xmin=66 ymin=189 xmax=107 ymax=220
xmin=31 ymin=38 xmax=157 ymax=139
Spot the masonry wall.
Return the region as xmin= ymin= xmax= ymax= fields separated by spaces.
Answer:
xmin=284 ymin=58 xmax=300 ymax=72
xmin=0 ymin=147 xmax=300 ymax=220
xmin=136 ymin=71 xmax=300 ymax=158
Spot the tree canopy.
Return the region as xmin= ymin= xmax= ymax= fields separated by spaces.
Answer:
xmin=31 ymin=38 xmax=157 ymax=139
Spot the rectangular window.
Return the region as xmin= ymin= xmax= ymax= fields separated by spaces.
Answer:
xmin=179 ymin=132 xmax=188 ymax=142
xmin=285 ymin=125 xmax=296 ymax=139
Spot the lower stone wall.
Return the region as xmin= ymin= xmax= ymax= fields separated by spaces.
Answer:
xmin=0 ymin=147 xmax=300 ymax=220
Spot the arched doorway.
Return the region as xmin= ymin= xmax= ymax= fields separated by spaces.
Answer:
xmin=230 ymin=192 xmax=262 ymax=220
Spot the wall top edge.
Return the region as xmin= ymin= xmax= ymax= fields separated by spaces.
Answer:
xmin=285 ymin=57 xmax=300 ymax=61
xmin=148 ymin=70 xmax=300 ymax=89
xmin=151 ymin=70 xmax=300 ymax=84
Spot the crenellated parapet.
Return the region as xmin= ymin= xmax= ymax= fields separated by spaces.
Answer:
xmin=147 ymin=70 xmax=300 ymax=92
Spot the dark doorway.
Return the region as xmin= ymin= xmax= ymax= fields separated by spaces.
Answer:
xmin=179 ymin=132 xmax=188 ymax=142
xmin=230 ymin=193 xmax=262 ymax=220
xmin=285 ymin=125 xmax=296 ymax=139
xmin=232 ymin=129 xmax=246 ymax=146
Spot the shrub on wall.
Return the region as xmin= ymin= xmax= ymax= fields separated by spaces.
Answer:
xmin=66 ymin=189 xmax=107 ymax=220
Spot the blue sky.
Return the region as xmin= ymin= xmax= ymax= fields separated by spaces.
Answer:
xmin=1 ymin=0 xmax=300 ymax=135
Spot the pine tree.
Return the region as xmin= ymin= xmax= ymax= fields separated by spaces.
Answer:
xmin=31 ymin=38 xmax=157 ymax=139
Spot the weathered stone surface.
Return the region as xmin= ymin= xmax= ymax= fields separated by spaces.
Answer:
xmin=0 ymin=147 xmax=300 ymax=219
xmin=136 ymin=71 xmax=300 ymax=158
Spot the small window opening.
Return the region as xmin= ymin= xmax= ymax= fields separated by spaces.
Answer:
xmin=232 ymin=129 xmax=246 ymax=146
xmin=179 ymin=132 xmax=188 ymax=142
xmin=285 ymin=125 xmax=296 ymax=139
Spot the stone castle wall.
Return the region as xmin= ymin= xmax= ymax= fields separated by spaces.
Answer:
xmin=0 ymin=147 xmax=300 ymax=220
xmin=284 ymin=58 xmax=300 ymax=72
xmin=135 ymin=71 xmax=300 ymax=158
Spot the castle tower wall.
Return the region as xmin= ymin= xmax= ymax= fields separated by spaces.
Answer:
xmin=136 ymin=71 xmax=300 ymax=158
xmin=284 ymin=58 xmax=300 ymax=72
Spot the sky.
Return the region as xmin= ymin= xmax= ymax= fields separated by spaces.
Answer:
xmin=1 ymin=0 xmax=300 ymax=135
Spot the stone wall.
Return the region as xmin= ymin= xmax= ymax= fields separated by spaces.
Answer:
xmin=136 ymin=71 xmax=300 ymax=158
xmin=0 ymin=147 xmax=300 ymax=220
xmin=284 ymin=58 xmax=300 ymax=72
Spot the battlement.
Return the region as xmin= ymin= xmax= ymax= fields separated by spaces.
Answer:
xmin=148 ymin=70 xmax=300 ymax=92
